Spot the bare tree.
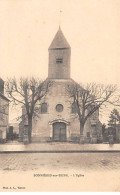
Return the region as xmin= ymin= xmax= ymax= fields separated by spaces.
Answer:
xmin=6 ymin=77 xmax=51 ymax=143
xmin=67 ymin=82 xmax=118 ymax=137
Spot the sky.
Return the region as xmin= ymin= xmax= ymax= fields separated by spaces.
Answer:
xmin=0 ymin=0 xmax=120 ymax=123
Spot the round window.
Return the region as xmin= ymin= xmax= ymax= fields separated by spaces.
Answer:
xmin=56 ymin=104 xmax=63 ymax=112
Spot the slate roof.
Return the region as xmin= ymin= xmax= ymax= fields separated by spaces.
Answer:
xmin=49 ymin=27 xmax=71 ymax=49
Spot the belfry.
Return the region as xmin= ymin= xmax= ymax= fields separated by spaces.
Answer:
xmin=48 ymin=27 xmax=71 ymax=79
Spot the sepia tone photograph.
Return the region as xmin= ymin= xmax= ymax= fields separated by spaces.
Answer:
xmin=0 ymin=0 xmax=120 ymax=192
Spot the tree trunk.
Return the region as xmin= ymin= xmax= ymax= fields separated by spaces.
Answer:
xmin=28 ymin=115 xmax=32 ymax=143
xmin=80 ymin=123 xmax=84 ymax=136
xmin=79 ymin=122 xmax=85 ymax=144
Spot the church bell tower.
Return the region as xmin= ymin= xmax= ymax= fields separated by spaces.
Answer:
xmin=48 ymin=27 xmax=71 ymax=79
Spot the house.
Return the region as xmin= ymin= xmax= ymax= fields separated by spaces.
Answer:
xmin=0 ymin=78 xmax=9 ymax=142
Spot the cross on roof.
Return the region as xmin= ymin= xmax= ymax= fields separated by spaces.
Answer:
xmin=59 ymin=10 xmax=63 ymax=27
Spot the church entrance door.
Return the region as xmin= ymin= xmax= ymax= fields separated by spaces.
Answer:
xmin=53 ymin=122 xmax=66 ymax=142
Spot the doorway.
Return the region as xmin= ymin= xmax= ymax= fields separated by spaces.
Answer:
xmin=53 ymin=122 xmax=66 ymax=142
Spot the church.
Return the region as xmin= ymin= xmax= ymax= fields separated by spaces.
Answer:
xmin=20 ymin=27 xmax=102 ymax=143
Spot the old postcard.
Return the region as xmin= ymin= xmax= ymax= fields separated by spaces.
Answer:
xmin=0 ymin=0 xmax=120 ymax=192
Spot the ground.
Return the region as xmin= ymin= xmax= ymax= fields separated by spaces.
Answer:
xmin=1 ymin=142 xmax=120 ymax=191
xmin=0 ymin=152 xmax=120 ymax=171
xmin=0 ymin=152 xmax=120 ymax=191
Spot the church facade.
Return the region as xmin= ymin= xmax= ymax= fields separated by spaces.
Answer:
xmin=21 ymin=28 xmax=102 ymax=143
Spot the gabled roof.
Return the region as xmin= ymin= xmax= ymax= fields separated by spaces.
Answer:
xmin=49 ymin=27 xmax=71 ymax=50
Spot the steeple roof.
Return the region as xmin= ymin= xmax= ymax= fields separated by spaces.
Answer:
xmin=49 ymin=27 xmax=70 ymax=49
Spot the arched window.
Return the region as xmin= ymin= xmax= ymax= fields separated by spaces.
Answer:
xmin=71 ymin=102 xmax=78 ymax=113
xmin=41 ymin=103 xmax=47 ymax=114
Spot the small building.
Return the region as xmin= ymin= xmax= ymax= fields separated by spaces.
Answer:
xmin=0 ymin=78 xmax=9 ymax=142
xmin=9 ymin=123 xmax=19 ymax=134
xmin=7 ymin=123 xmax=19 ymax=141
